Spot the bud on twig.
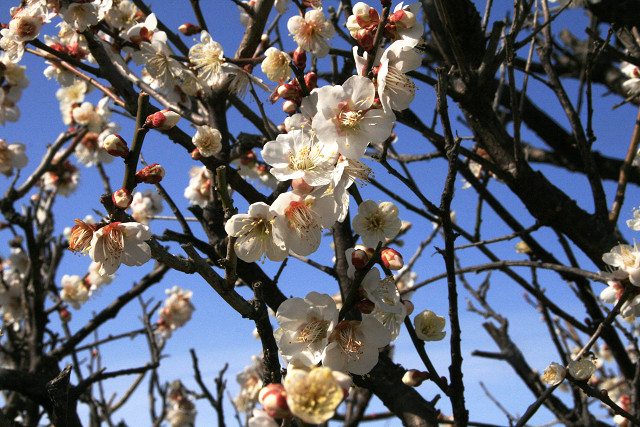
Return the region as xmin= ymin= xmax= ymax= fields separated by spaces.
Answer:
xmin=103 ymin=134 xmax=129 ymax=158
xmin=135 ymin=163 xmax=165 ymax=184
xmin=178 ymin=23 xmax=201 ymax=36
xmin=144 ymin=109 xmax=181 ymax=130
xmin=191 ymin=148 xmax=202 ymax=160
xmin=304 ymin=72 xmax=317 ymax=90
xmin=282 ymin=100 xmax=298 ymax=114
xmin=402 ymin=369 xmax=429 ymax=387
xmin=381 ymin=247 xmax=404 ymax=270
xmin=258 ymin=383 xmax=290 ymax=418
xmin=293 ymin=47 xmax=306 ymax=70
xmin=59 ymin=309 xmax=72 ymax=322
xmin=112 ymin=188 xmax=133 ymax=209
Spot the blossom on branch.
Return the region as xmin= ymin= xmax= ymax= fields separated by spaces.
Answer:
xmin=352 ymin=199 xmax=402 ymax=248
xmin=413 ymin=309 xmax=446 ymax=341
xmin=88 ymin=222 xmax=152 ymax=276
xmin=287 ymin=10 xmax=334 ymax=59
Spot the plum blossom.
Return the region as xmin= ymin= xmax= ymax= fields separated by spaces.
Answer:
xmin=130 ymin=190 xmax=163 ymax=224
xmin=184 ymin=166 xmax=214 ymax=206
xmin=313 ymin=76 xmax=395 ymax=159
xmin=189 ymin=31 xmax=225 ymax=86
xmin=599 ymin=270 xmax=640 ymax=318
xmin=225 ymin=202 xmax=288 ymax=263
xmin=192 ymin=125 xmax=222 ymax=157
xmin=135 ymin=38 xmax=184 ymax=89
xmin=621 ymin=62 xmax=640 ymax=95
xmin=68 ymin=219 xmax=97 ymax=254
xmin=271 ymin=190 xmax=339 ymax=256
xmin=0 ymin=280 xmax=24 ymax=326
xmin=61 ymin=1 xmax=100 ymax=31
xmin=323 ymin=317 xmax=391 ymax=374
xmin=541 ymin=362 xmax=566 ymax=386
xmin=86 ymin=261 xmax=115 ymax=291
xmin=0 ymin=140 xmax=27 ymax=176
xmin=283 ymin=366 xmax=350 ymax=424
xmin=387 ymin=2 xmax=424 ymax=44
xmin=568 ymin=357 xmax=596 ymax=381
xmin=287 ymin=10 xmax=334 ymax=58
xmin=233 ymin=355 xmax=264 ymax=413
xmin=413 ymin=309 xmax=446 ymax=341
xmin=42 ymin=158 xmax=80 ymax=197
xmin=352 ymin=200 xmax=402 ymax=248
xmin=156 ymin=286 xmax=195 ymax=339
xmin=248 ymin=409 xmax=278 ymax=427
xmin=165 ymin=382 xmax=197 ymax=427
xmin=273 ymin=292 xmax=338 ymax=366
xmin=261 ymin=129 xmax=338 ymax=186
xmin=603 ymin=244 xmax=640 ymax=286
xmin=60 ymin=274 xmax=90 ymax=309
xmin=261 ymin=47 xmax=292 ymax=82
xmin=88 ymin=222 xmax=151 ymax=276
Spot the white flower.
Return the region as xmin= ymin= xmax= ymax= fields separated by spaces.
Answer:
xmin=225 ymin=202 xmax=288 ymax=262
xmin=361 ymin=268 xmax=402 ymax=314
xmin=599 ymin=270 xmax=640 ymax=317
xmin=388 ymin=2 xmax=424 ymax=45
xmin=352 ymin=200 xmax=402 ymax=248
xmin=156 ymin=286 xmax=195 ymax=339
xmin=62 ymin=1 xmax=100 ymax=31
xmin=86 ymin=261 xmax=115 ymax=291
xmin=271 ymin=190 xmax=339 ymax=256
xmin=261 ymin=47 xmax=292 ymax=82
xmin=284 ymin=92 xmax=318 ymax=132
xmin=88 ymin=222 xmax=152 ymax=276
xmin=192 ymin=125 xmax=222 ymax=157
xmin=124 ymin=12 xmax=157 ymax=44
xmin=42 ymin=158 xmax=80 ymax=197
xmin=130 ymin=190 xmax=163 ymax=224
xmin=104 ymin=0 xmax=138 ymax=29
xmin=74 ymin=132 xmax=114 ymax=167
xmin=283 ymin=367 xmax=348 ymax=424
xmin=248 ymin=409 xmax=278 ymax=427
xmin=275 ymin=0 xmax=290 ymax=14
xmin=189 ymin=31 xmax=225 ymax=86
xmin=313 ymin=76 xmax=395 ymax=159
xmin=261 ymin=129 xmax=338 ymax=186
xmin=541 ymin=362 xmax=566 ymax=386
xmin=0 ymin=140 xmax=27 ymax=176
xmin=233 ymin=355 xmax=264 ymax=413
xmin=626 ymin=208 xmax=640 ymax=231
xmin=323 ymin=317 xmax=392 ymax=375
xmin=184 ymin=166 xmax=214 ymax=207
xmin=135 ymin=39 xmax=184 ymax=89
xmin=367 ymin=302 xmax=407 ymax=341
xmin=7 ymin=7 xmax=43 ymax=42
xmin=60 ymin=274 xmax=90 ymax=309
xmin=413 ymin=309 xmax=446 ymax=341
xmin=273 ymin=292 xmax=338 ymax=366
xmin=165 ymin=400 xmax=196 ymax=427
xmin=567 ymin=358 xmax=596 ymax=381
xmin=0 ymin=281 xmax=24 ymax=325
xmin=287 ymin=10 xmax=334 ymax=58
xmin=603 ymin=244 xmax=640 ymax=286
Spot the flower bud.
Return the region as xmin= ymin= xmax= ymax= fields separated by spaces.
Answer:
xmin=112 ymin=188 xmax=133 ymax=209
xmin=568 ymin=358 xmax=596 ymax=381
xmin=356 ymin=28 xmax=376 ymax=51
xmin=277 ymin=83 xmax=300 ymax=100
xmin=403 ymin=299 xmax=414 ymax=315
xmin=178 ymin=23 xmax=201 ymax=36
xmin=283 ymin=100 xmax=298 ymax=114
xmin=135 ymin=163 xmax=165 ymax=184
xmin=304 ymin=72 xmax=317 ymax=90
xmin=389 ymin=9 xmax=416 ymax=30
xmin=59 ymin=309 xmax=72 ymax=322
xmin=291 ymin=177 xmax=313 ymax=194
xmin=191 ymin=148 xmax=202 ymax=160
xmin=145 ymin=109 xmax=181 ymax=130
xmin=292 ymin=47 xmax=306 ymax=70
xmin=103 ymin=134 xmax=129 ymax=158
xmin=402 ymin=369 xmax=429 ymax=387
xmin=381 ymin=247 xmax=404 ymax=270
xmin=355 ymin=298 xmax=375 ymax=314
xmin=258 ymin=383 xmax=290 ymax=419
xmin=351 ymin=248 xmax=369 ymax=270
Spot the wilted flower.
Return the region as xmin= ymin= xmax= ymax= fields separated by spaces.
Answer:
xmin=541 ymin=362 xmax=566 ymax=386
xmin=413 ymin=309 xmax=446 ymax=341
xmin=68 ymin=219 xmax=96 ymax=254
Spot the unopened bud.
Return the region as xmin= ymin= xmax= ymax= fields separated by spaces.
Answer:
xmin=291 ymin=177 xmax=313 ymax=194
xmin=59 ymin=309 xmax=72 ymax=322
xmin=240 ymin=151 xmax=257 ymax=167
xmin=135 ymin=163 xmax=165 ymax=184
xmin=355 ymin=298 xmax=375 ymax=314
xmin=351 ymin=248 xmax=369 ymax=270
xmin=381 ymin=247 xmax=404 ymax=270
xmin=304 ymin=72 xmax=317 ymax=90
xmin=178 ymin=23 xmax=201 ymax=36
xmin=293 ymin=47 xmax=306 ymax=70
xmin=103 ymin=134 xmax=129 ymax=158
xmin=283 ymin=100 xmax=298 ymax=114
xmin=389 ymin=9 xmax=416 ymax=29
xmin=112 ymin=188 xmax=133 ymax=209
xmin=145 ymin=109 xmax=181 ymax=130
xmin=356 ymin=29 xmax=375 ymax=51
xmin=402 ymin=369 xmax=429 ymax=387
xmin=277 ymin=83 xmax=300 ymax=100
xmin=403 ymin=299 xmax=414 ymax=315
xmin=258 ymin=383 xmax=290 ymax=419
xmin=191 ymin=148 xmax=202 ymax=160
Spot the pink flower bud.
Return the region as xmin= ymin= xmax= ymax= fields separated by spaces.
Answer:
xmin=258 ymin=383 xmax=290 ymax=419
xmin=112 ymin=188 xmax=133 ymax=209
xmin=403 ymin=300 xmax=414 ymax=315
xmin=59 ymin=309 xmax=72 ymax=322
xmin=282 ymin=100 xmax=298 ymax=114
xmin=381 ymin=247 xmax=404 ymax=270
xmin=402 ymin=369 xmax=429 ymax=387
xmin=304 ymin=72 xmax=317 ymax=90
xmin=103 ymin=134 xmax=129 ymax=158
xmin=145 ymin=109 xmax=181 ymax=130
xmin=135 ymin=163 xmax=165 ymax=184
xmin=178 ymin=23 xmax=201 ymax=36
xmin=293 ymin=47 xmax=306 ymax=70
xmin=389 ymin=9 xmax=416 ymax=29
xmin=355 ymin=298 xmax=375 ymax=314
xmin=291 ymin=177 xmax=313 ymax=194
xmin=351 ymin=248 xmax=369 ymax=270
xmin=191 ymin=148 xmax=202 ymax=160
xmin=277 ymin=83 xmax=300 ymax=100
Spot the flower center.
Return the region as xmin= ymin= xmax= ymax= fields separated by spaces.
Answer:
xmin=620 ymin=246 xmax=637 ymax=268
xmin=102 ymin=222 xmax=124 ymax=263
xmin=384 ymin=66 xmax=416 ymax=97
xmin=289 ymin=145 xmax=316 ymax=171
xmin=337 ymin=102 xmax=365 ymax=132
xmin=366 ymin=212 xmax=383 ymax=231
xmin=297 ymin=318 xmax=329 ymax=343
xmin=285 ymin=200 xmax=315 ymax=231
xmin=330 ymin=321 xmax=363 ymax=362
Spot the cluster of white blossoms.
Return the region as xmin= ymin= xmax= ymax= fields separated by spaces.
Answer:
xmin=156 ymin=286 xmax=195 ymax=339
xmin=130 ymin=190 xmax=164 ymax=224
xmin=0 ymin=139 xmax=27 ymax=176
xmin=0 ymin=245 xmax=29 ymax=329
xmin=0 ymin=56 xmax=29 ymax=125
